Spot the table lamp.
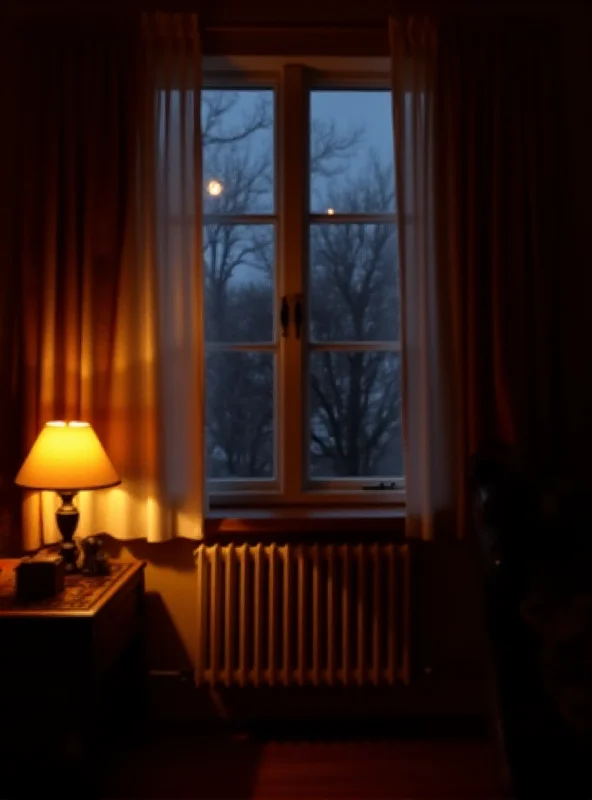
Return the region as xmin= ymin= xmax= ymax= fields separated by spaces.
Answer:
xmin=15 ymin=421 xmax=121 ymax=572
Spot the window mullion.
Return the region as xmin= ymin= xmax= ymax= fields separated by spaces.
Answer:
xmin=308 ymin=342 xmax=401 ymax=353
xmin=279 ymin=64 xmax=308 ymax=503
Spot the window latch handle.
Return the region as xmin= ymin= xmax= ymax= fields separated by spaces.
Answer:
xmin=280 ymin=296 xmax=290 ymax=338
xmin=295 ymin=294 xmax=304 ymax=340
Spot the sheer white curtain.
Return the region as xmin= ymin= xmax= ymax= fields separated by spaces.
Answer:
xmin=92 ymin=13 xmax=206 ymax=541
xmin=390 ymin=17 xmax=457 ymax=540
xmin=18 ymin=13 xmax=206 ymax=546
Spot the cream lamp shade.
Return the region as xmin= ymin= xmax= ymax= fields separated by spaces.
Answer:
xmin=15 ymin=421 xmax=121 ymax=491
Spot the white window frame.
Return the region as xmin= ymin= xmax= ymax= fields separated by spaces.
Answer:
xmin=204 ymin=57 xmax=404 ymax=509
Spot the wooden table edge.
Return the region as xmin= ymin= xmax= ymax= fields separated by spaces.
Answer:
xmin=0 ymin=559 xmax=146 ymax=618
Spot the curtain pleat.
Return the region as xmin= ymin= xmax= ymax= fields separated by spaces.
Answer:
xmin=10 ymin=13 xmax=205 ymax=548
xmin=390 ymin=17 xmax=451 ymax=540
xmin=390 ymin=16 xmax=561 ymax=540
xmin=0 ymin=21 xmax=21 ymax=555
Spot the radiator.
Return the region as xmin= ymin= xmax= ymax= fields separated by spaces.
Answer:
xmin=195 ymin=543 xmax=411 ymax=688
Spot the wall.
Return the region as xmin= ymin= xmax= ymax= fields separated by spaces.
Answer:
xmin=104 ymin=537 xmax=199 ymax=670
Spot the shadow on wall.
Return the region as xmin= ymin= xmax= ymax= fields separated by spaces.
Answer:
xmin=101 ymin=532 xmax=197 ymax=570
xmin=100 ymin=533 xmax=199 ymax=671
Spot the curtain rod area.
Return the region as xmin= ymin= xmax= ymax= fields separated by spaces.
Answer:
xmin=201 ymin=24 xmax=389 ymax=57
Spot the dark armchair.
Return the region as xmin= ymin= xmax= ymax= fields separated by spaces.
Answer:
xmin=470 ymin=444 xmax=592 ymax=799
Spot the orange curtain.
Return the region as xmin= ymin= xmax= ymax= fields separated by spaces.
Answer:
xmin=391 ymin=17 xmax=562 ymax=539
xmin=438 ymin=16 xmax=561 ymax=468
xmin=17 ymin=19 xmax=136 ymax=446
xmin=5 ymin=14 xmax=206 ymax=551
xmin=0 ymin=21 xmax=21 ymax=555
xmin=0 ymin=18 xmax=134 ymax=552
xmin=11 ymin=19 xmax=137 ymax=550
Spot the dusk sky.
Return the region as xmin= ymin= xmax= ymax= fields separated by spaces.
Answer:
xmin=310 ymin=90 xmax=394 ymax=211
xmin=201 ymin=87 xmax=394 ymax=213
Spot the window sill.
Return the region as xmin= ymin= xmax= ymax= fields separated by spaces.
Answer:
xmin=205 ymin=506 xmax=406 ymax=538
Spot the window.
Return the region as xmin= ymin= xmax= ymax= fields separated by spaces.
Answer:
xmin=202 ymin=61 xmax=403 ymax=508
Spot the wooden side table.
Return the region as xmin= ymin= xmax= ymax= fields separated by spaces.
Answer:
xmin=0 ymin=558 xmax=146 ymax=796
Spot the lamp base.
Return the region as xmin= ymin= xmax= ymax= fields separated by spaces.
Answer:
xmin=59 ymin=541 xmax=80 ymax=574
xmin=56 ymin=492 xmax=80 ymax=574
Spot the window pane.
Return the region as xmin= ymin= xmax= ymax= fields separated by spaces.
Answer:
xmin=204 ymin=224 xmax=274 ymax=343
xmin=203 ymin=89 xmax=274 ymax=214
xmin=309 ymin=352 xmax=402 ymax=479
xmin=309 ymin=224 xmax=399 ymax=342
xmin=310 ymin=90 xmax=394 ymax=214
xmin=207 ymin=352 xmax=275 ymax=479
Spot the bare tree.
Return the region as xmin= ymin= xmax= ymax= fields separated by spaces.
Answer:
xmin=203 ymin=90 xmax=275 ymax=477
xmin=202 ymin=91 xmax=271 ymax=148
xmin=202 ymin=91 xmax=401 ymax=480
xmin=310 ymin=118 xmax=365 ymax=178
xmin=309 ymin=154 xmax=401 ymax=478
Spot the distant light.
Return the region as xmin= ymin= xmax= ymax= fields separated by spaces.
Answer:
xmin=327 ymin=207 xmax=335 ymax=216
xmin=207 ymin=179 xmax=223 ymax=197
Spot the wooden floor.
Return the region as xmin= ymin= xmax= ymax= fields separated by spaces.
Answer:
xmin=101 ymin=733 xmax=507 ymax=799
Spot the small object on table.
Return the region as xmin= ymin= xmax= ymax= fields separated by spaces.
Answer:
xmin=79 ymin=536 xmax=110 ymax=576
xmin=15 ymin=552 xmax=65 ymax=602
